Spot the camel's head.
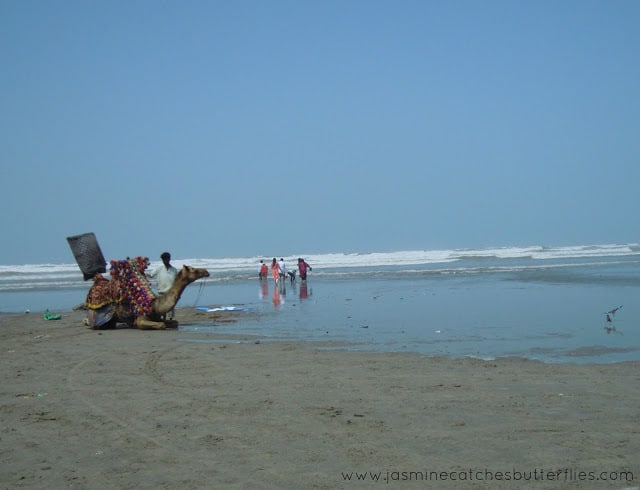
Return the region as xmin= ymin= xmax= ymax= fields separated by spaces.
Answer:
xmin=178 ymin=265 xmax=210 ymax=284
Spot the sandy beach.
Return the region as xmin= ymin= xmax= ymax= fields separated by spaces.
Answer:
xmin=1 ymin=309 xmax=639 ymax=489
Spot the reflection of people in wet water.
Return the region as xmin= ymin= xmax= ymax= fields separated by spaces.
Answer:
xmin=272 ymin=285 xmax=283 ymax=306
xmin=299 ymin=282 xmax=311 ymax=299
xmin=259 ymin=279 xmax=268 ymax=299
xmin=297 ymin=258 xmax=312 ymax=280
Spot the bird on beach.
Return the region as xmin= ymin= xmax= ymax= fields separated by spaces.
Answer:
xmin=603 ymin=305 xmax=623 ymax=335
xmin=603 ymin=305 xmax=623 ymax=323
xmin=606 ymin=305 xmax=623 ymax=316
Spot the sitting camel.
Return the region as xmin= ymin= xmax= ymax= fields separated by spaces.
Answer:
xmin=85 ymin=261 xmax=209 ymax=330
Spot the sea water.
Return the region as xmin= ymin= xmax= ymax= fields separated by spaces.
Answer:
xmin=1 ymin=243 xmax=639 ymax=363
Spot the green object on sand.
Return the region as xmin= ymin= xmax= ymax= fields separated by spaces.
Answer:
xmin=43 ymin=310 xmax=62 ymax=321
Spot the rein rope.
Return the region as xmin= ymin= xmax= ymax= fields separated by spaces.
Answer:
xmin=192 ymin=276 xmax=207 ymax=307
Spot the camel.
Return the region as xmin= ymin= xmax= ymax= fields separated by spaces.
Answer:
xmin=85 ymin=264 xmax=209 ymax=330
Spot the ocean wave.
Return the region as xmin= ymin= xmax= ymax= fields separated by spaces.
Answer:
xmin=530 ymin=244 xmax=637 ymax=260
xmin=1 ymin=243 xmax=638 ymax=292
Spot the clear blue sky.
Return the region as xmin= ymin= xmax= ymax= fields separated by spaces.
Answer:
xmin=2 ymin=0 xmax=638 ymax=264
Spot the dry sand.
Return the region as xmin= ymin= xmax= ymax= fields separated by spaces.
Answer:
xmin=1 ymin=309 xmax=639 ymax=489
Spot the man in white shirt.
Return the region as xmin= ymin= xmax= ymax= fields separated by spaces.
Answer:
xmin=147 ymin=252 xmax=178 ymax=319
xmin=278 ymin=258 xmax=287 ymax=281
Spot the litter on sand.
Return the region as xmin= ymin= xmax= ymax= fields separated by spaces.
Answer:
xmin=195 ymin=306 xmax=251 ymax=312
xmin=43 ymin=310 xmax=62 ymax=321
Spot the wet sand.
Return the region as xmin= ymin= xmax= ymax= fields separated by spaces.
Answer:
xmin=1 ymin=309 xmax=639 ymax=489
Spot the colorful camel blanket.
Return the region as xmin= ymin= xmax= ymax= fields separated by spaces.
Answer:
xmin=85 ymin=257 xmax=155 ymax=317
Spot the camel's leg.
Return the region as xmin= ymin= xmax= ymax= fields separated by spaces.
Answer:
xmin=155 ymin=312 xmax=177 ymax=326
xmin=134 ymin=317 xmax=167 ymax=330
xmin=164 ymin=320 xmax=179 ymax=329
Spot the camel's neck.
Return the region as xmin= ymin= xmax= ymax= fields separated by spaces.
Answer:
xmin=153 ymin=273 xmax=191 ymax=314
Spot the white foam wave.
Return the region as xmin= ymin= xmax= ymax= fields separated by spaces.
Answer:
xmin=530 ymin=244 xmax=636 ymax=260
xmin=0 ymin=243 xmax=638 ymax=291
xmin=0 ymin=263 xmax=81 ymax=274
xmin=181 ymin=244 xmax=634 ymax=273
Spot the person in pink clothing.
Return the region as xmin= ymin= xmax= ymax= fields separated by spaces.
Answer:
xmin=297 ymin=258 xmax=312 ymax=280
